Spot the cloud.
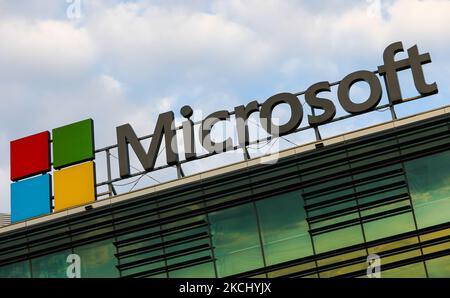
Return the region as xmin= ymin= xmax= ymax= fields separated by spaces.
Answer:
xmin=0 ymin=18 xmax=95 ymax=83
xmin=0 ymin=0 xmax=66 ymax=19
xmin=83 ymin=2 xmax=274 ymax=96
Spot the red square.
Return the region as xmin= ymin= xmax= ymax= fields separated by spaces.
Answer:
xmin=10 ymin=131 xmax=50 ymax=181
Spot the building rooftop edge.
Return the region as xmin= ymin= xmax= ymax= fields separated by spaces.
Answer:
xmin=2 ymin=105 xmax=450 ymax=234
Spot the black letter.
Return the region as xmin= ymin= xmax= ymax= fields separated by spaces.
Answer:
xmin=305 ymin=81 xmax=336 ymax=125
xmin=116 ymin=111 xmax=179 ymax=178
xmin=377 ymin=41 xmax=405 ymax=104
xmin=234 ymin=100 xmax=260 ymax=147
xmin=200 ymin=110 xmax=233 ymax=154
xmin=378 ymin=41 xmax=438 ymax=104
xmin=180 ymin=105 xmax=196 ymax=161
xmin=338 ymin=70 xmax=382 ymax=114
xmin=260 ymin=93 xmax=303 ymax=136
xmin=407 ymin=45 xmax=438 ymax=97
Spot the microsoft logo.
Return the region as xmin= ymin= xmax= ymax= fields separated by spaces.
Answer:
xmin=10 ymin=119 xmax=96 ymax=223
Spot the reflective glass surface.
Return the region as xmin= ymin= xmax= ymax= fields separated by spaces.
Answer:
xmin=381 ymin=262 xmax=427 ymax=278
xmin=168 ymin=262 xmax=215 ymax=278
xmin=426 ymin=255 xmax=450 ymax=277
xmin=313 ymin=225 xmax=364 ymax=254
xmin=363 ymin=213 xmax=416 ymax=242
xmin=2 ymin=145 xmax=450 ymax=279
xmin=31 ymin=249 xmax=72 ymax=278
xmin=256 ymin=191 xmax=313 ymax=265
xmin=0 ymin=260 xmax=31 ymax=278
xmin=405 ymin=150 xmax=450 ymax=228
xmin=209 ymin=203 xmax=264 ymax=277
xmin=73 ymin=239 xmax=119 ymax=278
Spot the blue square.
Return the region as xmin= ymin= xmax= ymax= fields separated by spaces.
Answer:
xmin=11 ymin=174 xmax=52 ymax=223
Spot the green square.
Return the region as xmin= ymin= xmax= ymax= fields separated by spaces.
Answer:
xmin=52 ymin=119 xmax=95 ymax=169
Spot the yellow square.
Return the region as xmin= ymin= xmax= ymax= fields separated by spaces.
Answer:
xmin=54 ymin=161 xmax=96 ymax=212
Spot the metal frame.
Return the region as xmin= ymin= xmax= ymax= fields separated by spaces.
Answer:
xmin=92 ymin=61 xmax=433 ymax=196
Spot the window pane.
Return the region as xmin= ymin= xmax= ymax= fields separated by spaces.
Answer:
xmin=363 ymin=213 xmax=416 ymax=242
xmin=313 ymin=225 xmax=364 ymax=254
xmin=209 ymin=203 xmax=263 ymax=277
xmin=405 ymin=150 xmax=450 ymax=228
xmin=256 ymin=191 xmax=313 ymax=265
xmin=381 ymin=262 xmax=427 ymax=278
xmin=426 ymin=255 xmax=450 ymax=277
xmin=169 ymin=262 xmax=215 ymax=278
xmin=162 ymin=216 xmax=213 ymax=268
xmin=73 ymin=239 xmax=119 ymax=278
xmin=31 ymin=250 xmax=72 ymax=278
xmin=0 ymin=261 xmax=31 ymax=278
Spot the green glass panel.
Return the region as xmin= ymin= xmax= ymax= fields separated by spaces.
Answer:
xmin=169 ymin=262 xmax=215 ymax=278
xmin=308 ymin=200 xmax=356 ymax=218
xmin=381 ymin=262 xmax=427 ymax=278
xmin=313 ymin=225 xmax=364 ymax=254
xmin=73 ymin=239 xmax=118 ymax=278
xmin=301 ymin=152 xmax=346 ymax=169
xmin=360 ymin=200 xmax=410 ymax=217
xmin=398 ymin=125 xmax=448 ymax=143
xmin=405 ymin=150 xmax=450 ymax=228
xmin=0 ymin=260 xmax=31 ymax=278
xmin=352 ymin=164 xmax=402 ymax=181
xmin=115 ymin=226 xmax=160 ymax=243
xmin=358 ymin=188 xmax=407 ymax=206
xmin=145 ymin=272 xmax=167 ymax=278
xmin=303 ymin=176 xmax=352 ymax=197
xmin=256 ymin=191 xmax=313 ymax=266
xmin=203 ymin=176 xmax=252 ymax=206
xmin=354 ymin=174 xmax=405 ymax=194
xmin=426 ymin=255 xmax=450 ymax=277
xmin=165 ymin=248 xmax=211 ymax=267
xmin=363 ymin=213 xmax=416 ymax=242
xmin=311 ymin=213 xmax=359 ymax=230
xmin=307 ymin=188 xmax=354 ymax=208
xmin=302 ymin=164 xmax=350 ymax=182
xmin=121 ymin=261 xmax=166 ymax=277
xmin=119 ymin=237 xmax=162 ymax=257
xmin=350 ymin=151 xmax=400 ymax=169
xmin=347 ymin=138 xmax=397 ymax=157
xmin=31 ymin=249 xmax=72 ymax=278
xmin=120 ymin=249 xmax=164 ymax=266
xmin=209 ymin=203 xmax=263 ymax=277
xmin=52 ymin=119 xmax=94 ymax=169
xmin=401 ymin=138 xmax=450 ymax=156
xmin=302 ymin=273 xmax=319 ymax=278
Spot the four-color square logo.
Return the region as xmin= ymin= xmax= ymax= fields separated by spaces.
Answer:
xmin=10 ymin=119 xmax=96 ymax=223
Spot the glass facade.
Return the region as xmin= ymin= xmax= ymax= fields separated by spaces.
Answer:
xmin=73 ymin=240 xmax=118 ymax=278
xmin=0 ymin=260 xmax=30 ymax=278
xmin=1 ymin=112 xmax=450 ymax=278
xmin=31 ymin=250 xmax=71 ymax=278
xmin=405 ymin=150 xmax=450 ymax=229
xmin=210 ymin=203 xmax=263 ymax=277
xmin=256 ymin=192 xmax=312 ymax=265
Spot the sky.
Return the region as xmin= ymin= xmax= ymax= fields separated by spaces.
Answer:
xmin=0 ymin=0 xmax=450 ymax=213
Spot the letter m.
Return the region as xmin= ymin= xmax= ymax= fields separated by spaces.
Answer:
xmin=116 ymin=111 xmax=179 ymax=178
